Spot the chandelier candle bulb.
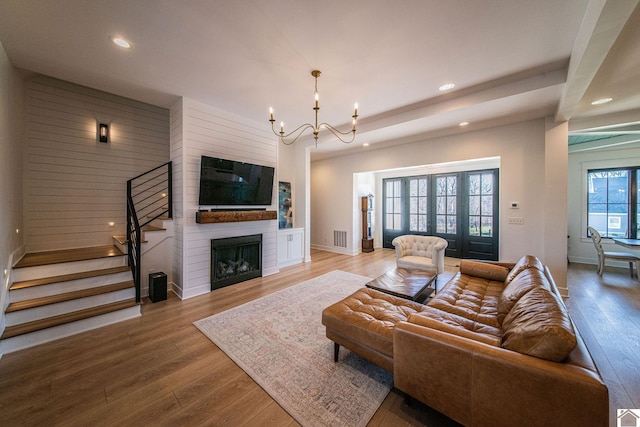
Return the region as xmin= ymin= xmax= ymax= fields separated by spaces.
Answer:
xmin=354 ymin=103 xmax=358 ymax=116
xmin=269 ymin=107 xmax=274 ymax=121
xmin=280 ymin=122 xmax=284 ymax=134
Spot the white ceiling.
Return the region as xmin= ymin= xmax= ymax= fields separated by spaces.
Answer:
xmin=1 ymin=0 xmax=639 ymax=160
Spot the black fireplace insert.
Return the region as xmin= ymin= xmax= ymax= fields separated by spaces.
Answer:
xmin=210 ymin=234 xmax=262 ymax=290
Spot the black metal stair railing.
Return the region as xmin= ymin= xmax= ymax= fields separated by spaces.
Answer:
xmin=126 ymin=162 xmax=172 ymax=302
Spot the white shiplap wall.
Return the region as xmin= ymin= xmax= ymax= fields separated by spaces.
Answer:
xmin=170 ymin=98 xmax=278 ymax=299
xmin=170 ymin=99 xmax=185 ymax=294
xmin=25 ymin=76 xmax=170 ymax=252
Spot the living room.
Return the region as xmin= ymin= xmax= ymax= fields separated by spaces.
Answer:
xmin=1 ymin=1 xmax=640 ymax=425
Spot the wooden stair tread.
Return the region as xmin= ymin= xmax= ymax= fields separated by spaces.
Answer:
xmin=148 ymin=215 xmax=171 ymax=220
xmin=112 ymin=235 xmax=127 ymax=245
xmin=1 ymin=299 xmax=140 ymax=340
xmin=6 ymin=281 xmax=134 ymax=313
xmin=142 ymin=224 xmax=165 ymax=232
xmin=10 ymin=266 xmax=131 ymax=290
xmin=112 ymin=235 xmax=148 ymax=245
xmin=15 ymin=245 xmax=124 ymax=269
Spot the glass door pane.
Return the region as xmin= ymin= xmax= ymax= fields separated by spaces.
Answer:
xmin=409 ymin=177 xmax=428 ymax=232
xmin=468 ymin=172 xmax=493 ymax=237
xmin=384 ymin=179 xmax=402 ymax=231
xmin=462 ymin=169 xmax=499 ymax=260
xmin=436 ymin=175 xmax=457 ymax=235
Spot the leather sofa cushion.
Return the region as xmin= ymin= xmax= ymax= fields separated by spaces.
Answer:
xmin=409 ymin=308 xmax=502 ymax=346
xmin=504 ymin=255 xmax=545 ymax=286
xmin=459 ymin=260 xmax=510 ymax=282
xmin=321 ymin=287 xmax=427 ymax=357
xmin=427 ymin=272 xmax=504 ymax=328
xmin=497 ymin=268 xmax=551 ymax=325
xmin=501 ymin=286 xmax=577 ymax=362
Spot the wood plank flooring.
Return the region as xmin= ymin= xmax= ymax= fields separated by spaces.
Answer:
xmin=0 ymin=249 xmax=637 ymax=426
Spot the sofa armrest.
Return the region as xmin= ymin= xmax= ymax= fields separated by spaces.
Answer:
xmin=393 ymin=321 xmax=608 ymax=427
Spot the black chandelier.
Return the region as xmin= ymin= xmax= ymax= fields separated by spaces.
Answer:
xmin=269 ymin=70 xmax=358 ymax=145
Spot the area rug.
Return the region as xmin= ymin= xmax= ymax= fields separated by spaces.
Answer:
xmin=194 ymin=270 xmax=393 ymax=427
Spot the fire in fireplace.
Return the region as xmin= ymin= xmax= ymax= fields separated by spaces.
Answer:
xmin=211 ymin=234 xmax=262 ymax=290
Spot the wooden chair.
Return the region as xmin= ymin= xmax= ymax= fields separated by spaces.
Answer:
xmin=587 ymin=226 xmax=640 ymax=280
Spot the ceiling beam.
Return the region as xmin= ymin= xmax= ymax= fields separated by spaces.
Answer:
xmin=556 ymin=0 xmax=639 ymax=122
xmin=356 ymin=61 xmax=567 ymax=136
xmin=569 ymin=107 xmax=640 ymax=132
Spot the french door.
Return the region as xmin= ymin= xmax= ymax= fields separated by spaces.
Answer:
xmin=382 ymin=169 xmax=499 ymax=260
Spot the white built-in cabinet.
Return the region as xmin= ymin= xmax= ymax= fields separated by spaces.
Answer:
xmin=277 ymin=228 xmax=304 ymax=267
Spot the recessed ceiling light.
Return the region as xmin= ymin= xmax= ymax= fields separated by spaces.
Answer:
xmin=459 ymin=121 xmax=469 ymax=127
xmin=110 ymin=36 xmax=131 ymax=49
xmin=362 ymin=143 xmax=370 ymax=147
xmin=591 ymin=97 xmax=612 ymax=105
xmin=439 ymin=83 xmax=455 ymax=92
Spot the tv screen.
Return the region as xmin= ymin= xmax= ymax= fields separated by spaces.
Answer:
xmin=198 ymin=156 xmax=275 ymax=206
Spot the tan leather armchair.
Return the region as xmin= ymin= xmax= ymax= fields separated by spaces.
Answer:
xmin=391 ymin=235 xmax=448 ymax=274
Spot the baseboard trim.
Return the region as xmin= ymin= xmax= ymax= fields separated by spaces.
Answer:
xmin=310 ymin=244 xmax=358 ymax=256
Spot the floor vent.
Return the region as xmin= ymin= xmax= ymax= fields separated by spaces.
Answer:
xmin=333 ymin=230 xmax=347 ymax=248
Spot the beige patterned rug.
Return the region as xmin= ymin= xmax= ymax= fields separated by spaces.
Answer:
xmin=194 ymin=270 xmax=392 ymax=427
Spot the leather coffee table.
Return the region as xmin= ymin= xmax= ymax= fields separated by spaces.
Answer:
xmin=365 ymin=267 xmax=436 ymax=303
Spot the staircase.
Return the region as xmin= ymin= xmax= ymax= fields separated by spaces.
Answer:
xmin=1 ymin=245 xmax=141 ymax=353
xmin=0 ymin=162 xmax=172 ymax=354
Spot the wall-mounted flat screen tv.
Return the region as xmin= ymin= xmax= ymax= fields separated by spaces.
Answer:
xmin=198 ymin=156 xmax=275 ymax=206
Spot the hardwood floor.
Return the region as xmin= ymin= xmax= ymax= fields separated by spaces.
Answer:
xmin=0 ymin=249 xmax=637 ymax=426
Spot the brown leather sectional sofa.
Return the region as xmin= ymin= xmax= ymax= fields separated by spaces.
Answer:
xmin=322 ymin=255 xmax=609 ymax=426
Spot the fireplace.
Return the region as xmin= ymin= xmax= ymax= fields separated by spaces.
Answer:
xmin=211 ymin=234 xmax=262 ymax=290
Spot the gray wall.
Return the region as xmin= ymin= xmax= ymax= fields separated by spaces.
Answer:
xmin=24 ymin=76 xmax=170 ymax=251
xmin=0 ymin=42 xmax=25 ymax=351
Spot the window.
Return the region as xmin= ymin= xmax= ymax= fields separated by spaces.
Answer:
xmin=587 ymin=168 xmax=638 ymax=238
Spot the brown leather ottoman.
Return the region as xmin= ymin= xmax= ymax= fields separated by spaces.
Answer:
xmin=321 ymin=287 xmax=428 ymax=371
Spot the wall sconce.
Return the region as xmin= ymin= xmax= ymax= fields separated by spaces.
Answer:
xmin=98 ymin=122 xmax=109 ymax=143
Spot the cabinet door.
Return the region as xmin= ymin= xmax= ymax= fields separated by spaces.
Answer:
xmin=277 ymin=233 xmax=290 ymax=264
xmin=289 ymin=231 xmax=304 ymax=260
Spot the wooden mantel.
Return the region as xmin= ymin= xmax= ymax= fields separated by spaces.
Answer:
xmin=196 ymin=210 xmax=277 ymax=224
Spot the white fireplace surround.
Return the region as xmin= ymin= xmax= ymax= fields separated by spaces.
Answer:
xmin=170 ymin=97 xmax=278 ymax=300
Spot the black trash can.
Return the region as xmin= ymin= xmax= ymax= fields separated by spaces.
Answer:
xmin=149 ymin=272 xmax=167 ymax=302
